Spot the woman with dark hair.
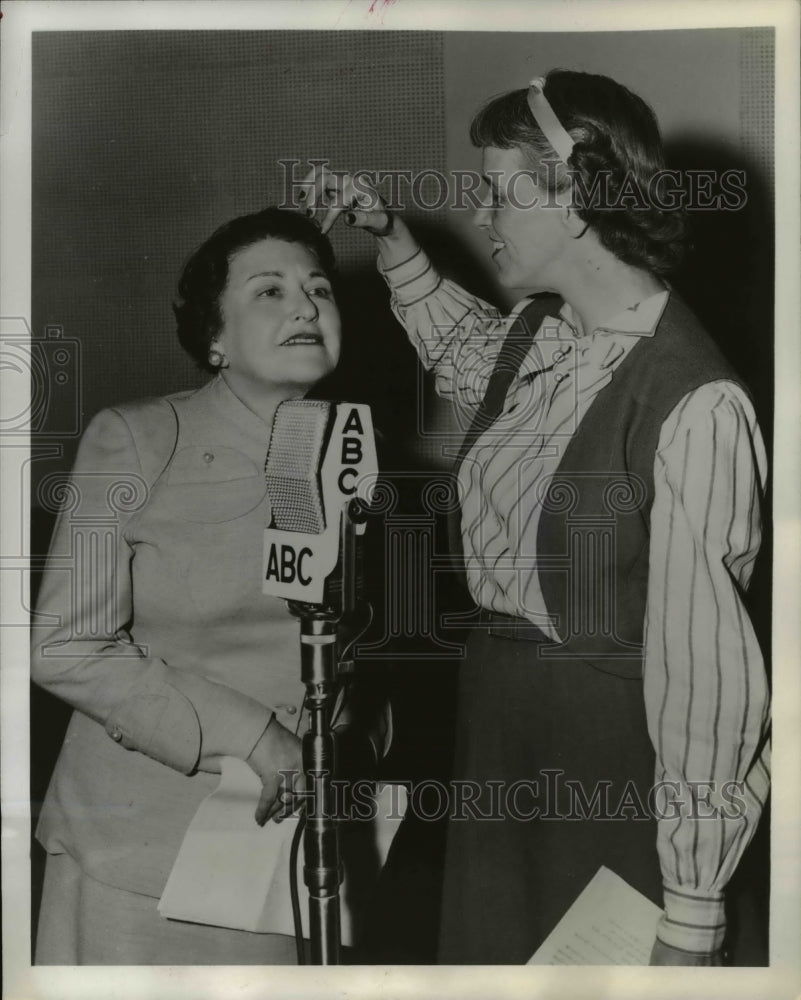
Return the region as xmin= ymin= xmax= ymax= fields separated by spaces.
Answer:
xmin=31 ymin=208 xmax=383 ymax=964
xmin=307 ymin=69 xmax=769 ymax=966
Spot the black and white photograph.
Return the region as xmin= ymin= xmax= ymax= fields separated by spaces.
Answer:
xmin=1 ymin=2 xmax=799 ymax=998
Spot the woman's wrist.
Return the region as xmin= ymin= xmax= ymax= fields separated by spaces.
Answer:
xmin=359 ymin=209 xmax=394 ymax=238
xmin=374 ymin=214 xmax=419 ymax=269
xmin=245 ymin=711 xmax=276 ymax=763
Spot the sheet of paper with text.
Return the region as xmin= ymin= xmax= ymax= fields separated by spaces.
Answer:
xmin=528 ymin=865 xmax=663 ymax=965
xmin=158 ymin=756 xmax=407 ymax=947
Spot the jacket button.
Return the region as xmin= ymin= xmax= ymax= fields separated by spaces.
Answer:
xmin=109 ymin=727 xmax=123 ymax=742
xmin=203 ymin=452 xmax=214 ymax=464
xmin=285 ymin=705 xmax=298 ymax=716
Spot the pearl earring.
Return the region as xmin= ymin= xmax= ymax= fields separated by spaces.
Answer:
xmin=208 ymin=347 xmax=229 ymax=369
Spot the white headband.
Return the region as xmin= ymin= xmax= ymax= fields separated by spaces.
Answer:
xmin=526 ymin=77 xmax=575 ymax=165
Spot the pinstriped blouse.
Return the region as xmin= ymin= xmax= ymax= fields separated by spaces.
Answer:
xmin=379 ymin=246 xmax=770 ymax=957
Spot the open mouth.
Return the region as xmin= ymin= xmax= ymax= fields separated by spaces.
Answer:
xmin=280 ymin=331 xmax=324 ymax=346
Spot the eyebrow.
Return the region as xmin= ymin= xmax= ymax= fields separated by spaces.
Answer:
xmin=245 ymin=269 xmax=330 ymax=283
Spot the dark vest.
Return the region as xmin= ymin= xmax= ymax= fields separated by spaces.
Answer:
xmin=462 ymin=293 xmax=744 ymax=679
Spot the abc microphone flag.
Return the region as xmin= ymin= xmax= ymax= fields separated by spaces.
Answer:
xmin=262 ymin=400 xmax=378 ymax=604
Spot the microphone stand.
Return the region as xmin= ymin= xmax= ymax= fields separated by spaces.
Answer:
xmin=288 ymin=601 xmax=341 ymax=965
xmin=287 ymin=498 xmax=368 ymax=965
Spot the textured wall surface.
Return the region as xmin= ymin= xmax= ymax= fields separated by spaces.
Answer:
xmin=32 ymin=30 xmax=446 ymax=474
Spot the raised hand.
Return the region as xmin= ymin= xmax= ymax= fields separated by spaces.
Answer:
xmin=298 ymin=164 xmax=393 ymax=237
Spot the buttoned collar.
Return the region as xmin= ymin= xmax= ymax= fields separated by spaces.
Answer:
xmin=513 ymin=287 xmax=670 ymax=382
xmin=558 ymin=287 xmax=670 ymax=339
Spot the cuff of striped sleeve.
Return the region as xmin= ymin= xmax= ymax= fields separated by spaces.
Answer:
xmin=657 ymin=885 xmax=726 ymax=954
xmin=377 ymin=247 xmax=442 ymax=307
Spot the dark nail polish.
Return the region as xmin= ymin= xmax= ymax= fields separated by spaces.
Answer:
xmin=305 ymin=207 xmax=314 ymax=218
xmin=345 ymin=212 xmax=355 ymax=225
xmin=298 ymin=191 xmax=306 ymax=202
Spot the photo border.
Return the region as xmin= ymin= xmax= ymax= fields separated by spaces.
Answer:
xmin=2 ymin=2 xmax=799 ymax=998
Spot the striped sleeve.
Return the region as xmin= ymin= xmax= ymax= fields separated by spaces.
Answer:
xmin=643 ymin=380 xmax=771 ymax=955
xmin=378 ymin=246 xmax=509 ymax=406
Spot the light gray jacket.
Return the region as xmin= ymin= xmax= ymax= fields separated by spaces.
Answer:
xmin=32 ymin=377 xmax=344 ymax=896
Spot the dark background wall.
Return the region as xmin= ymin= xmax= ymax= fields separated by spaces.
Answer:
xmin=31 ymin=30 xmax=449 ymax=482
xmin=30 ymin=28 xmax=774 ymax=963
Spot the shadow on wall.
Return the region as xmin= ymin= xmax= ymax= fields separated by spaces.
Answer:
xmin=667 ymin=137 xmax=774 ymax=435
xmin=667 ymin=136 xmax=774 ymax=687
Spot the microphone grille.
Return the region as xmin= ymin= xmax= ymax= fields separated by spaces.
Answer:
xmin=265 ymin=399 xmax=331 ymax=533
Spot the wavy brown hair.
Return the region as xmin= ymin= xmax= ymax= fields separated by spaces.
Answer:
xmin=470 ymin=70 xmax=688 ymax=277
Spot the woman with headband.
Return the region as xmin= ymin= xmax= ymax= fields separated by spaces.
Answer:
xmin=305 ymin=69 xmax=769 ymax=966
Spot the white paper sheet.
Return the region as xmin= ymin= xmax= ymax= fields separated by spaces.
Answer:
xmin=158 ymin=757 xmax=407 ymax=946
xmin=528 ymin=865 xmax=663 ymax=965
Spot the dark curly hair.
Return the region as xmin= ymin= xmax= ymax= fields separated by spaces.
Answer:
xmin=173 ymin=208 xmax=338 ymax=373
xmin=469 ymin=70 xmax=687 ymax=277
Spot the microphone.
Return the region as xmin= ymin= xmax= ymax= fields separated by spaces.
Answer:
xmin=262 ymin=399 xmax=378 ymax=609
xmin=262 ymin=399 xmax=379 ymax=965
